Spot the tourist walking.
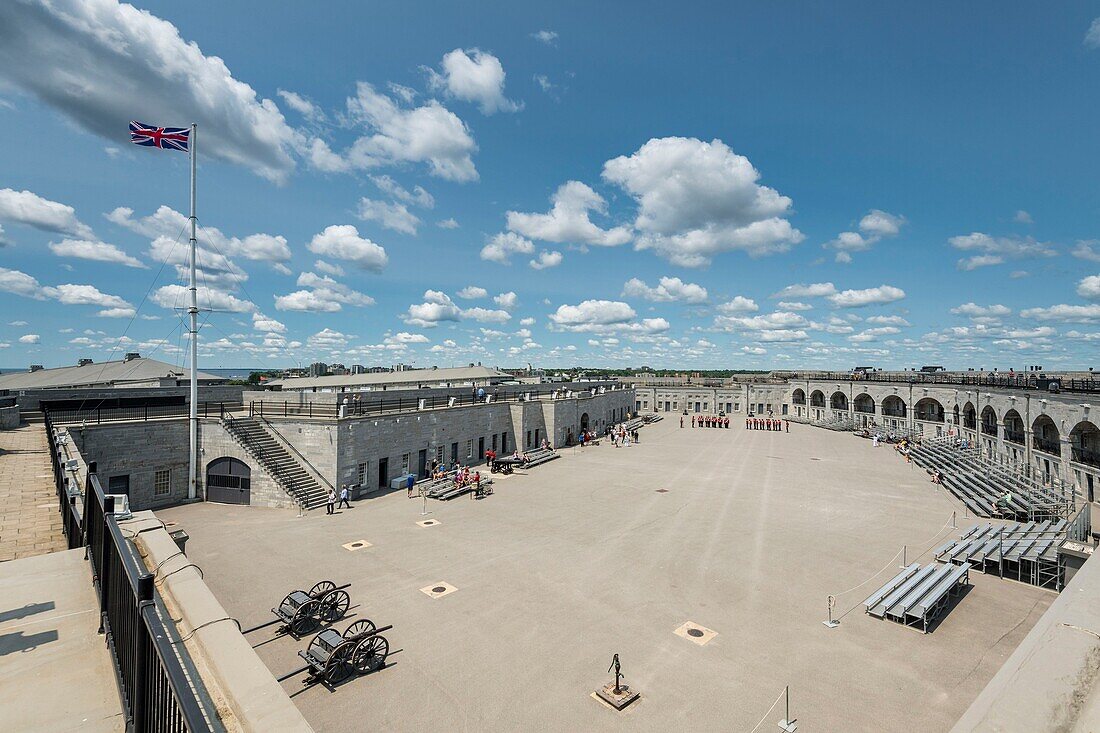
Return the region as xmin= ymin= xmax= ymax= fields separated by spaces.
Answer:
xmin=326 ymin=488 xmax=336 ymax=515
xmin=339 ymin=484 xmax=351 ymax=509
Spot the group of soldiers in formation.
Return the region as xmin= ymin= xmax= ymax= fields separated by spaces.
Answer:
xmin=682 ymin=414 xmax=729 ymax=428
xmin=746 ymin=417 xmax=788 ymax=432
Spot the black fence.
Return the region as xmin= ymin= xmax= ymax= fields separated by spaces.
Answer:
xmin=250 ymin=385 xmax=624 ymax=420
xmin=792 ymin=371 xmax=1100 ymax=394
xmin=41 ymin=408 xmax=213 ymax=731
xmin=47 ymin=402 xmax=241 ymax=425
xmin=84 ymin=475 xmax=212 ymax=732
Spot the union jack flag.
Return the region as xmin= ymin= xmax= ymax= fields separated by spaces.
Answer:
xmin=129 ymin=121 xmax=190 ymax=152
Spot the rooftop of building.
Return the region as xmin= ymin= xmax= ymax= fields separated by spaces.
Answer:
xmin=0 ymin=356 xmax=225 ymax=390
xmin=265 ymin=364 xmax=513 ymax=390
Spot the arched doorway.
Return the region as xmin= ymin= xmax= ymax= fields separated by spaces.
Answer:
xmin=1003 ymin=409 xmax=1025 ymax=444
xmin=206 ymin=457 xmax=251 ymax=505
xmin=963 ymin=402 xmax=976 ymax=430
xmin=914 ymin=398 xmax=944 ymax=423
xmin=980 ymin=406 xmax=997 ymax=436
xmin=881 ymin=395 xmax=906 ymax=418
xmin=1032 ymin=414 xmax=1060 ymax=456
xmin=580 ymin=412 xmax=589 ymax=432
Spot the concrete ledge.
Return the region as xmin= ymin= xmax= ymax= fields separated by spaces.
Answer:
xmin=951 ymin=551 xmax=1100 ymax=732
xmin=120 ymin=512 xmax=313 ymax=733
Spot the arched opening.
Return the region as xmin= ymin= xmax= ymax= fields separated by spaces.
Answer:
xmin=809 ymin=390 xmax=825 ymax=408
xmin=830 ymin=391 xmax=849 ymax=410
xmin=791 ymin=388 xmax=806 ymax=405
xmin=963 ymin=402 xmax=976 ymax=430
xmin=206 ymin=457 xmax=251 ymax=505
xmin=1070 ymin=421 xmax=1100 ymax=467
xmin=1003 ymin=409 xmax=1025 ymax=444
xmin=1032 ymin=414 xmax=1061 ymax=456
xmin=952 ymin=404 xmax=959 ymax=425
xmin=580 ymin=412 xmax=589 ymax=432
xmin=914 ymin=397 xmax=944 ymax=423
xmin=881 ymin=395 xmax=906 ymax=417
xmin=980 ymin=405 xmax=998 ymax=436
xmin=854 ymin=393 xmax=875 ymax=414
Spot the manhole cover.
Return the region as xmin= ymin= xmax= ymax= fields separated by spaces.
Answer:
xmin=687 ymin=628 xmax=704 ymax=638
xmin=432 ymin=586 xmax=447 ymax=593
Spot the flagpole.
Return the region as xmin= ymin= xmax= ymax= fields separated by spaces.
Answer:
xmin=188 ymin=122 xmax=198 ymax=501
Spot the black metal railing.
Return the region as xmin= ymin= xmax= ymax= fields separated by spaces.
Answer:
xmin=1072 ymin=445 xmax=1100 ymax=467
xmin=981 ymin=423 xmax=998 ymax=436
xmin=963 ymin=417 xmax=976 ymax=429
xmin=789 ymin=370 xmax=1100 ymax=394
xmin=84 ymin=474 xmax=212 ymax=732
xmin=250 ymin=385 xmax=625 ymax=420
xmin=915 ymin=412 xmax=944 ymax=423
xmin=1004 ymin=428 xmax=1025 ymax=444
xmin=853 ymin=404 xmax=875 ymax=414
xmin=43 ymin=410 xmax=83 ymax=549
xmin=881 ymin=408 xmax=906 ymax=417
xmin=47 ymin=402 xmax=241 ymax=425
xmin=1033 ymin=436 xmax=1062 ymax=456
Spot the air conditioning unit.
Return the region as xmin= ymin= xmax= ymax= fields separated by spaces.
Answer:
xmin=105 ymin=494 xmax=132 ymax=520
xmin=64 ymin=459 xmax=79 ymax=472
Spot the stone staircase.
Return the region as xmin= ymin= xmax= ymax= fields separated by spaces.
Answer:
xmin=221 ymin=415 xmax=329 ymax=509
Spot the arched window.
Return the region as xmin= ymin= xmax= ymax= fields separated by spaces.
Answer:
xmin=791 ymin=388 xmax=806 ymax=405
xmin=854 ymin=394 xmax=875 ymax=414
xmin=980 ymin=406 xmax=998 ymax=436
xmin=809 ymin=390 xmax=826 ymax=408
xmin=1070 ymin=421 xmax=1100 ymax=467
xmin=914 ymin=398 xmax=944 ymax=423
xmin=881 ymin=395 xmax=906 ymax=417
xmin=1003 ymin=409 xmax=1024 ymax=444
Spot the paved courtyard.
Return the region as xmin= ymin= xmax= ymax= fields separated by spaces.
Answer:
xmin=160 ymin=418 xmax=1054 ymax=732
xmin=0 ymin=421 xmax=66 ymax=562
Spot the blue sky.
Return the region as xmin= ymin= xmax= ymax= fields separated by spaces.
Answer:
xmin=1 ymin=1 xmax=1099 ymax=371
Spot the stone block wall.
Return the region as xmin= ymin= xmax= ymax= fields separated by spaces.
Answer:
xmin=70 ymin=420 xmax=190 ymax=510
xmin=197 ymin=420 xmax=297 ymax=509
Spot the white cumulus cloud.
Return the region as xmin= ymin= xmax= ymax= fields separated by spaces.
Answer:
xmin=0 ymin=1 xmax=298 ymax=182
xmin=529 ymin=250 xmax=563 ymax=270
xmin=307 ymin=225 xmax=387 ymax=271
xmin=425 ymin=48 xmax=521 ymax=115
xmin=622 ymin=276 xmax=708 ymax=303
xmin=827 ymin=285 xmax=906 ymax=308
xmin=480 ymin=232 xmax=534 ymax=264
xmin=506 ymin=181 xmax=631 ymax=247
xmin=601 ymin=137 xmax=803 ymax=266
xmin=0 ymin=188 xmax=95 ymax=239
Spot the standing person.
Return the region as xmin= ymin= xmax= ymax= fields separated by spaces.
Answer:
xmin=339 ymin=484 xmax=351 ymax=509
xmin=326 ymin=488 xmax=336 ymax=515
xmin=680 ymin=415 xmax=684 ymax=428
xmin=691 ymin=415 xmax=696 ymax=428
xmin=406 ymin=472 xmax=416 ymax=498
xmin=785 ymin=419 xmax=790 ymax=433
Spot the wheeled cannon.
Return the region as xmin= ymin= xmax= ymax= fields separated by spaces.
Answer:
xmin=242 ymin=580 xmax=352 ymax=639
xmin=491 ymin=456 xmax=523 ymax=474
xmin=276 ymin=619 xmax=393 ymax=686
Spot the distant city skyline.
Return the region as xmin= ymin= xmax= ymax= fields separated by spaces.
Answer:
xmin=1 ymin=1 xmax=1099 ymax=371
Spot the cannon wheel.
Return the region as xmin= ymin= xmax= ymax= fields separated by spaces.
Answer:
xmin=323 ymin=643 xmax=355 ymax=684
xmin=353 ymin=634 xmax=388 ymax=674
xmin=319 ymin=589 xmax=351 ymax=622
xmin=290 ymin=600 xmax=320 ymax=636
xmin=344 ymin=619 xmax=376 ymax=639
xmin=308 ymin=580 xmax=336 ymax=599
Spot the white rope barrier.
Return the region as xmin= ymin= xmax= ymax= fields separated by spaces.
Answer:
xmin=824 ymin=511 xmax=960 ymax=626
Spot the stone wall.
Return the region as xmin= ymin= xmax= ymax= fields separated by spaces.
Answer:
xmin=198 ymin=420 xmax=296 ymax=509
xmin=69 ymin=420 xmax=190 ymax=510
xmin=0 ymin=404 xmax=18 ymax=430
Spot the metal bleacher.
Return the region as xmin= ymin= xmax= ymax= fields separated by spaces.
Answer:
xmin=522 ymin=447 xmax=559 ymax=468
xmin=415 ymin=470 xmax=493 ymax=501
xmin=910 ymin=437 xmax=1075 ymax=522
xmin=935 ymin=520 xmax=1069 ymax=589
xmin=863 ymin=562 xmax=970 ymax=633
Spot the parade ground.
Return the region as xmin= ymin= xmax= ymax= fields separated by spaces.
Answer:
xmin=159 ymin=418 xmax=1054 ymax=732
